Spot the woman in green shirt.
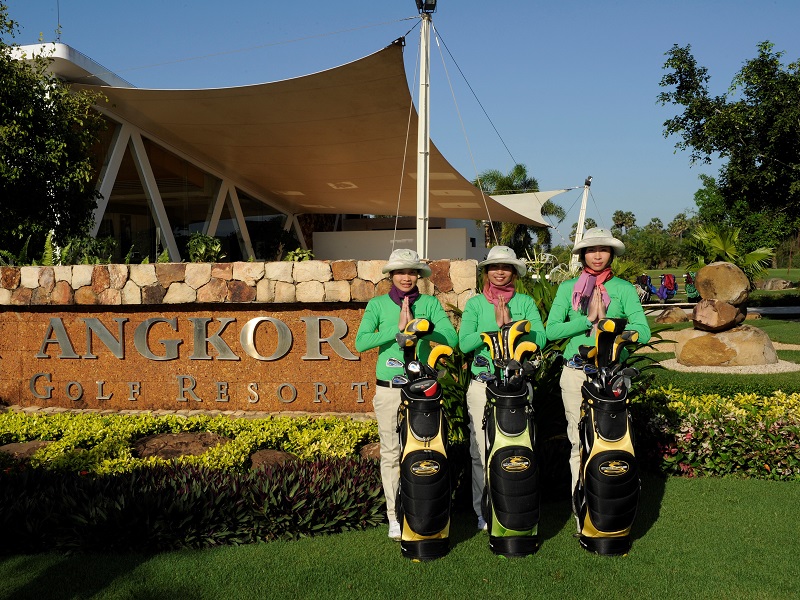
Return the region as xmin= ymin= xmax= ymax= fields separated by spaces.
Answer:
xmin=458 ymin=245 xmax=546 ymax=531
xmin=355 ymin=248 xmax=457 ymax=540
xmin=546 ymin=228 xmax=650 ymax=512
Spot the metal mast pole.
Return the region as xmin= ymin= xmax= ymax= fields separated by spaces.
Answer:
xmin=416 ymin=12 xmax=432 ymax=259
xmin=569 ymin=175 xmax=592 ymax=272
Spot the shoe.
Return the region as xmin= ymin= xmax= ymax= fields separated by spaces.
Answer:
xmin=388 ymin=520 xmax=401 ymax=540
xmin=477 ymin=516 xmax=488 ymax=531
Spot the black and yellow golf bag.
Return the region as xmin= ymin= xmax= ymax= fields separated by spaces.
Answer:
xmin=395 ymin=319 xmax=454 ymax=561
xmin=572 ymin=317 xmax=640 ymax=555
xmin=479 ymin=321 xmax=541 ymax=557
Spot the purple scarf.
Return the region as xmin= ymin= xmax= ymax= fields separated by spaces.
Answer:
xmin=389 ymin=285 xmax=420 ymax=307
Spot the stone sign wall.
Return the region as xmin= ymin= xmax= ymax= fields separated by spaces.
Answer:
xmin=0 ymin=259 xmax=477 ymax=413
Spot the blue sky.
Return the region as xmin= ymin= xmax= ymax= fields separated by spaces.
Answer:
xmin=7 ymin=1 xmax=800 ymax=247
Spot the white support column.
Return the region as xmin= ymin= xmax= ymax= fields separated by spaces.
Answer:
xmin=569 ymin=176 xmax=592 ymax=272
xmin=129 ymin=131 xmax=181 ymax=261
xmin=92 ymin=122 xmax=132 ymax=236
xmin=416 ymin=12 xmax=432 ymax=259
xmin=228 ymin=186 xmax=255 ymax=260
xmin=206 ymin=180 xmax=230 ymax=236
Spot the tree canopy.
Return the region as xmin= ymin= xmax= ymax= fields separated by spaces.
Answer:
xmin=658 ymin=41 xmax=800 ymax=252
xmin=0 ymin=2 xmax=106 ymax=254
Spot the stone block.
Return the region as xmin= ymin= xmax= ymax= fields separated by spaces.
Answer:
xmin=264 ymin=261 xmax=293 ymax=283
xmin=108 ymin=264 xmax=129 ymax=289
xmin=376 ymin=279 xmax=392 ymax=296
xmin=31 ymin=288 xmax=51 ymax=305
xmin=10 ymin=287 xmax=31 ymax=305
xmin=185 ymin=263 xmax=212 ymax=289
xmin=72 ymin=264 xmax=94 ymax=289
xmin=0 ymin=288 xmax=10 ymax=304
xmin=226 ymin=280 xmax=256 ymax=303
xmin=91 ymin=265 xmax=110 ymax=294
xmin=357 ymin=260 xmax=385 ymax=284
xmin=197 ymin=278 xmax=227 ymax=303
xmin=324 ymin=280 xmax=351 ymax=302
xmin=20 ymin=266 xmax=40 ymax=289
xmin=141 ymin=284 xmax=166 ymax=304
xmin=294 ymin=260 xmax=332 ymax=283
xmin=274 ymin=281 xmax=297 ymax=303
xmin=53 ymin=265 xmax=71 ymax=283
xmin=256 ymin=279 xmax=275 ymax=302
xmin=74 ymin=286 xmax=99 ymax=305
xmin=129 ymin=264 xmax=157 ymax=287
xmin=212 ymin=262 xmax=233 ymax=280
xmin=350 ymin=278 xmax=375 ymax=302
xmin=121 ymin=280 xmax=142 ymax=304
xmin=232 ymin=261 xmax=265 ymax=285
xmin=296 ymin=280 xmax=325 ymax=302
xmin=156 ymin=263 xmax=187 ymax=287
xmin=1 ymin=266 xmax=20 ymax=290
xmin=331 ymin=260 xmax=357 ymax=281
xmin=429 ymin=260 xmax=453 ymax=292
xmin=450 ymin=260 xmax=479 ymax=293
xmin=51 ymin=281 xmax=74 ymax=305
xmin=418 ymin=278 xmax=434 ymax=296
xmin=164 ymin=282 xmax=197 ymax=304
xmin=98 ymin=288 xmax=122 ymax=305
xmin=38 ymin=267 xmax=55 ymax=293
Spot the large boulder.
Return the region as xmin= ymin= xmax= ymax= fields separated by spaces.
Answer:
xmin=655 ymin=306 xmax=689 ymax=324
xmin=133 ymin=432 xmax=231 ymax=459
xmin=692 ymin=299 xmax=746 ymax=332
xmin=0 ymin=440 xmax=51 ymax=460
xmin=249 ymin=449 xmax=298 ymax=470
xmin=695 ymin=262 xmax=750 ymax=305
xmin=674 ymin=325 xmax=777 ymax=366
xmin=757 ymin=277 xmax=793 ymax=291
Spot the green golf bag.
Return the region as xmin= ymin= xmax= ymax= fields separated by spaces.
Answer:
xmin=395 ymin=319 xmax=453 ymax=561
xmin=573 ymin=318 xmax=640 ymax=555
xmin=479 ymin=321 xmax=541 ymax=557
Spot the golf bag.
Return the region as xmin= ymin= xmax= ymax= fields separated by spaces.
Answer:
xmin=684 ymin=271 xmax=701 ymax=303
xmin=572 ymin=318 xmax=640 ymax=555
xmin=658 ymin=273 xmax=678 ymax=301
xmin=634 ymin=274 xmax=652 ymax=304
xmin=478 ymin=321 xmax=541 ymax=557
xmin=395 ymin=319 xmax=454 ymax=561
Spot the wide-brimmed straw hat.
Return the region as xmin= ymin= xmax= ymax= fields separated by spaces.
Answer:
xmin=477 ymin=245 xmax=527 ymax=277
xmin=382 ymin=248 xmax=431 ymax=278
xmin=572 ymin=227 xmax=626 ymax=256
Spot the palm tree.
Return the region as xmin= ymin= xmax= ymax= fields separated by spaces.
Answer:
xmin=686 ymin=224 xmax=774 ymax=285
xmin=474 ymin=163 xmax=564 ymax=254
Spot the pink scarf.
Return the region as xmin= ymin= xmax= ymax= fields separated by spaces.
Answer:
xmin=483 ymin=280 xmax=516 ymax=306
xmin=572 ymin=267 xmax=612 ymax=322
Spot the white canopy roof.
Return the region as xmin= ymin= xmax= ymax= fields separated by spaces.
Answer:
xmin=73 ymin=41 xmax=551 ymax=226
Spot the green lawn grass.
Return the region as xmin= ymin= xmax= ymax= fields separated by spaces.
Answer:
xmin=1 ymin=476 xmax=797 ymax=600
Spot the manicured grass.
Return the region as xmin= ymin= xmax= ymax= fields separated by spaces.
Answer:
xmin=1 ymin=476 xmax=798 ymax=599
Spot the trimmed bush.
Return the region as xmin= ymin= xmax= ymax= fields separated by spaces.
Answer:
xmin=0 ymin=412 xmax=378 ymax=474
xmin=634 ymin=387 xmax=800 ymax=480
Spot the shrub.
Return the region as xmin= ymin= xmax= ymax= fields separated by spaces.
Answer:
xmin=0 ymin=412 xmax=378 ymax=474
xmin=633 ymin=387 xmax=800 ymax=480
xmin=0 ymin=459 xmax=383 ymax=553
